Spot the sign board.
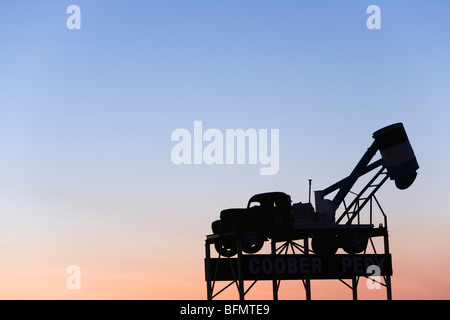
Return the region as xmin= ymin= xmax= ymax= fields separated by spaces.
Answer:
xmin=206 ymin=254 xmax=392 ymax=281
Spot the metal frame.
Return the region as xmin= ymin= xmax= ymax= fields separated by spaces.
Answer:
xmin=270 ymin=237 xmax=313 ymax=300
xmin=205 ymin=235 xmax=314 ymax=300
xmin=205 ymin=232 xmax=392 ymax=300
xmin=205 ymin=235 xmax=245 ymax=300
xmin=205 ymin=169 xmax=393 ymax=300
xmin=336 ymin=167 xmax=389 ymax=225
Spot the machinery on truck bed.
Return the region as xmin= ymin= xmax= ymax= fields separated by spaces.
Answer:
xmin=211 ymin=123 xmax=419 ymax=256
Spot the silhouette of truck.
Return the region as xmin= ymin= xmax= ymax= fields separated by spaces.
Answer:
xmin=211 ymin=123 xmax=419 ymax=257
xmin=212 ymin=192 xmax=294 ymax=255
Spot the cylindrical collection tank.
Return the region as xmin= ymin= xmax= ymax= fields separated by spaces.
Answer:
xmin=372 ymin=123 xmax=419 ymax=189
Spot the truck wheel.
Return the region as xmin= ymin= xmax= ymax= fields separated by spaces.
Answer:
xmin=312 ymin=235 xmax=338 ymax=255
xmin=342 ymin=230 xmax=368 ymax=254
xmin=214 ymin=241 xmax=237 ymax=257
xmin=242 ymin=230 xmax=264 ymax=254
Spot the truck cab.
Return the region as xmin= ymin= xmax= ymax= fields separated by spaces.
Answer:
xmin=212 ymin=192 xmax=293 ymax=255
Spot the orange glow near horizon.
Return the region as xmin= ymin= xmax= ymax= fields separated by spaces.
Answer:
xmin=1 ymin=227 xmax=449 ymax=300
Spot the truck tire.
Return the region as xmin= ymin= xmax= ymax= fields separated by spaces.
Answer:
xmin=242 ymin=230 xmax=264 ymax=254
xmin=214 ymin=241 xmax=237 ymax=257
xmin=312 ymin=235 xmax=338 ymax=255
xmin=342 ymin=230 xmax=368 ymax=254
xmin=242 ymin=230 xmax=264 ymax=253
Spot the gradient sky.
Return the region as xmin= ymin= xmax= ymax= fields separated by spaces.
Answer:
xmin=1 ymin=0 xmax=449 ymax=299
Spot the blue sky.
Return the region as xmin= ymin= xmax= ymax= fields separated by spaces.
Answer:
xmin=0 ymin=1 xmax=450 ymax=298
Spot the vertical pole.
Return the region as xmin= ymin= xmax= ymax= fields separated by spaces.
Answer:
xmin=304 ymin=237 xmax=311 ymax=300
xmin=271 ymin=240 xmax=278 ymax=300
xmin=385 ymin=275 xmax=392 ymax=301
xmin=352 ymin=277 xmax=358 ymax=300
xmin=205 ymin=240 xmax=212 ymax=300
xmin=237 ymin=239 xmax=244 ymax=300
xmin=384 ymin=230 xmax=392 ymax=300
xmin=308 ymin=179 xmax=312 ymax=203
